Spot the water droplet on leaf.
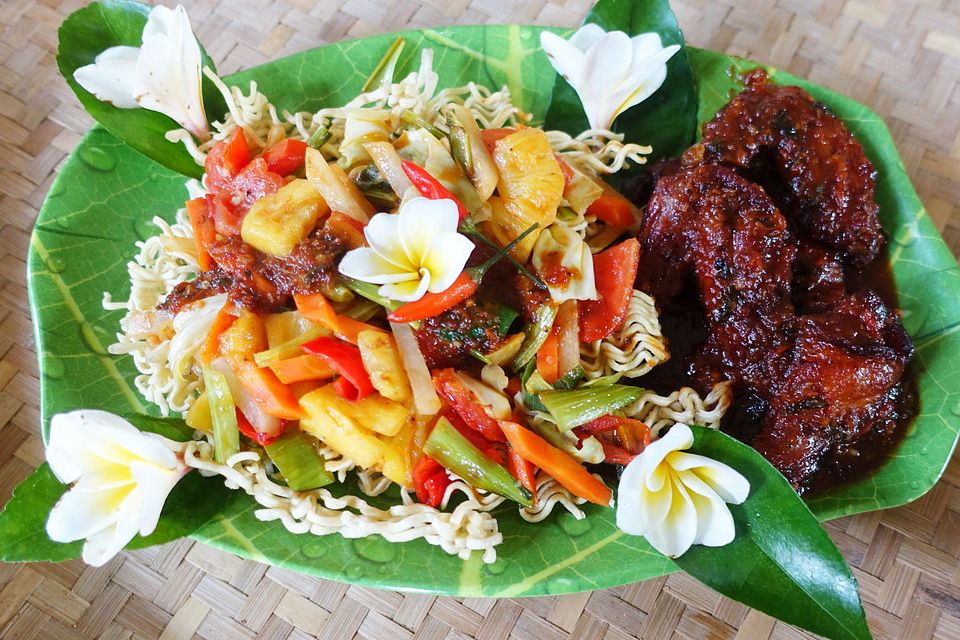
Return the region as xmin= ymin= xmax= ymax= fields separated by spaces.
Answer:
xmin=45 ymin=255 xmax=66 ymax=273
xmin=42 ymin=352 xmax=64 ymax=379
xmin=301 ymin=540 xmax=327 ymax=558
xmin=49 ymin=181 xmax=65 ymax=197
xmin=558 ymin=512 xmax=591 ymax=536
xmin=949 ymin=401 xmax=960 ymax=417
xmin=79 ymin=146 xmax=116 ymax=171
xmin=546 ymin=575 xmax=577 ymax=595
xmin=80 ymin=319 xmax=113 ymax=355
xmin=351 ymin=535 xmax=395 ymax=564
xmin=909 ymin=480 xmax=921 ymax=490
xmin=484 ymin=557 xmax=509 ymax=575
xmin=134 ymin=218 xmax=158 ymax=241
xmin=346 ymin=564 xmax=365 ymax=580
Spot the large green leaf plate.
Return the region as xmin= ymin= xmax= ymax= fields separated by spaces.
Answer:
xmin=28 ymin=26 xmax=960 ymax=597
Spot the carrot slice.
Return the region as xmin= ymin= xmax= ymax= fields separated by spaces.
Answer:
xmin=268 ymin=354 xmax=335 ymax=384
xmin=294 ymin=293 xmax=382 ymax=344
xmin=499 ymin=421 xmax=611 ymax=506
xmin=233 ymin=358 xmax=303 ymax=419
xmin=199 ymin=306 xmax=236 ymax=366
xmin=186 ymin=197 xmax=216 ymax=271
xmin=536 ymin=325 xmax=560 ymax=385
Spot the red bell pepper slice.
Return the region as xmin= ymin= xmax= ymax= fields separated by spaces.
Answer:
xmin=401 ymin=159 xmax=469 ymax=221
xmin=600 ymin=441 xmax=638 ymax=466
xmin=413 ymin=455 xmax=451 ymax=507
xmin=261 ymin=138 xmax=308 ymax=176
xmin=432 ymin=369 xmax=506 ymax=442
xmin=301 ymin=336 xmax=375 ymax=401
xmin=205 ymin=129 xmax=252 ymax=192
xmin=578 ymin=238 xmax=640 ymax=342
xmin=236 ymin=408 xmax=286 ymax=446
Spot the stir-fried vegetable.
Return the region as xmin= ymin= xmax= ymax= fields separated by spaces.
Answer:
xmin=401 ymin=159 xmax=469 ymax=220
xmin=264 ymin=431 xmax=335 ymax=491
xmin=424 ymin=417 xmax=532 ymax=506
xmin=513 ymin=303 xmax=558 ymax=369
xmin=578 ymin=238 xmax=641 ymax=342
xmin=390 ymin=322 xmax=441 ymax=415
xmin=539 ymin=384 xmax=644 ymax=431
xmin=302 ymin=336 xmax=376 ymax=401
xmin=203 ymin=367 xmax=240 ymax=464
xmin=305 ymin=147 xmax=374 ymax=222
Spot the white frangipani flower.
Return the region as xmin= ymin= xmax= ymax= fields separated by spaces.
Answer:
xmin=616 ymin=423 xmax=749 ymax=558
xmin=73 ymin=4 xmax=210 ymax=139
xmin=540 ymin=25 xmax=680 ymax=131
xmin=45 ymin=410 xmax=190 ymax=567
xmin=338 ymin=197 xmax=474 ymax=303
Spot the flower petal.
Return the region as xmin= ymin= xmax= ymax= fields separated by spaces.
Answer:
xmin=421 ymin=232 xmax=474 ymax=293
xmin=338 ymin=247 xmax=418 ymax=284
xmin=380 ymin=275 xmax=430 ymax=302
xmin=363 ymin=212 xmax=415 ymax=271
xmin=580 ymin=31 xmax=634 ymax=129
xmin=398 ymin=197 xmax=461 ymax=265
xmin=73 ymin=46 xmax=140 ymax=109
xmin=79 ymin=494 xmax=141 ymax=567
xmin=130 ymin=460 xmax=187 ymax=536
xmin=670 ymin=451 xmax=750 ymax=504
xmin=678 ymin=469 xmax=737 ymax=547
xmin=46 ymin=484 xmax=128 ymax=543
xmin=568 ymin=23 xmax=607 ymax=51
xmin=134 ymin=5 xmax=208 ymax=139
xmin=644 ymin=471 xmax=698 ymax=557
xmin=540 ymin=31 xmax=587 ymax=89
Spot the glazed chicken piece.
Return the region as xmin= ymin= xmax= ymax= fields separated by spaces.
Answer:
xmin=638 ymin=165 xmax=913 ymax=490
xmin=698 ymin=69 xmax=884 ymax=267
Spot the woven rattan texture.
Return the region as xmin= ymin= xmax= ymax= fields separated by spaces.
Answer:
xmin=1 ymin=1 xmax=958 ymax=638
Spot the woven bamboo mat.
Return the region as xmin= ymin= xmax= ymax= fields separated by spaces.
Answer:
xmin=1 ymin=0 xmax=958 ymax=638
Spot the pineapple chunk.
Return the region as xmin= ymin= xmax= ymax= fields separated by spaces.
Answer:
xmin=348 ymin=393 xmax=410 ymax=437
xmin=241 ymin=179 xmax=328 ymax=256
xmin=381 ymin=419 xmax=415 ymax=488
xmin=563 ymin=163 xmax=603 ymax=214
xmin=357 ymin=330 xmax=412 ymax=403
xmin=186 ymin=391 xmax=212 ymax=432
xmin=263 ymin=310 xmax=314 ymax=348
xmin=490 ymin=128 xmax=564 ymax=262
xmin=218 ymin=310 xmax=267 ymax=358
xmin=300 ymin=385 xmax=386 ymax=469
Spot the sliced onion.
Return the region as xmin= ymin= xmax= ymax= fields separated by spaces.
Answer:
xmin=454 ymin=371 xmax=511 ymax=420
xmin=364 ymin=141 xmax=413 ymax=196
xmin=556 ymin=300 xmax=580 ymax=378
xmin=209 ymin=356 xmax=282 ymax=437
xmin=390 ymin=322 xmax=440 ymax=416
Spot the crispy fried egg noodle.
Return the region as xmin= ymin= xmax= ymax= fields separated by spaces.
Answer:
xmin=110 ymin=53 xmax=730 ymax=562
xmin=581 ymin=290 xmax=669 ymax=380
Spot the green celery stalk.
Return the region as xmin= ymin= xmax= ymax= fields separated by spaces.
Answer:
xmin=512 ymin=304 xmax=558 ymax=369
xmin=203 ymin=367 xmax=240 ymax=464
xmin=553 ymin=365 xmax=585 ymax=390
xmin=253 ymin=325 xmax=330 ymax=367
xmin=540 ymin=385 xmax=644 ymax=431
xmin=265 ymin=432 xmax=335 ymax=491
xmin=497 ymin=306 xmax=520 ymax=336
xmin=424 ymin=417 xmax=532 ymax=506
xmin=401 ymin=109 xmax=446 ymax=139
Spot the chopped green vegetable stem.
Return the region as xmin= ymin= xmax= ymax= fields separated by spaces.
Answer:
xmin=401 ymin=109 xmax=447 ymax=139
xmin=362 ymin=36 xmax=406 ymax=92
xmin=264 ymin=432 xmax=335 ymax=491
xmin=252 ymin=325 xmax=330 ymax=367
xmin=539 ymin=384 xmax=644 ymax=431
xmin=424 ymin=417 xmax=532 ymax=506
xmin=513 ymin=304 xmax=559 ymax=369
xmin=307 ymin=123 xmax=331 ymax=150
xmin=203 ymin=367 xmax=240 ymax=464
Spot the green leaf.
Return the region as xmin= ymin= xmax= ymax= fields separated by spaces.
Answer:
xmin=0 ymin=461 xmax=229 ymax=563
xmin=124 ymin=413 xmax=196 ymax=441
xmin=543 ymin=0 xmax=698 ymax=168
xmin=28 ymin=17 xmax=960 ymax=599
xmin=56 ymin=0 xmax=227 ymax=178
xmin=674 ymin=427 xmax=871 ymax=640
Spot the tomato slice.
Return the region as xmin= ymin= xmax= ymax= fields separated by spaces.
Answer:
xmin=578 ymin=238 xmax=641 ymax=342
xmin=205 ymin=129 xmax=251 ymax=192
xmin=261 ymin=139 xmax=308 ymax=176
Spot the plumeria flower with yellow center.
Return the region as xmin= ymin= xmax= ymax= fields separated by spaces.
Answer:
xmin=540 ymin=24 xmax=680 ymax=131
xmin=73 ymin=4 xmax=210 ymax=140
xmin=616 ymin=423 xmax=749 ymax=558
xmin=45 ymin=410 xmax=190 ymax=567
xmin=338 ymin=196 xmax=475 ymax=302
